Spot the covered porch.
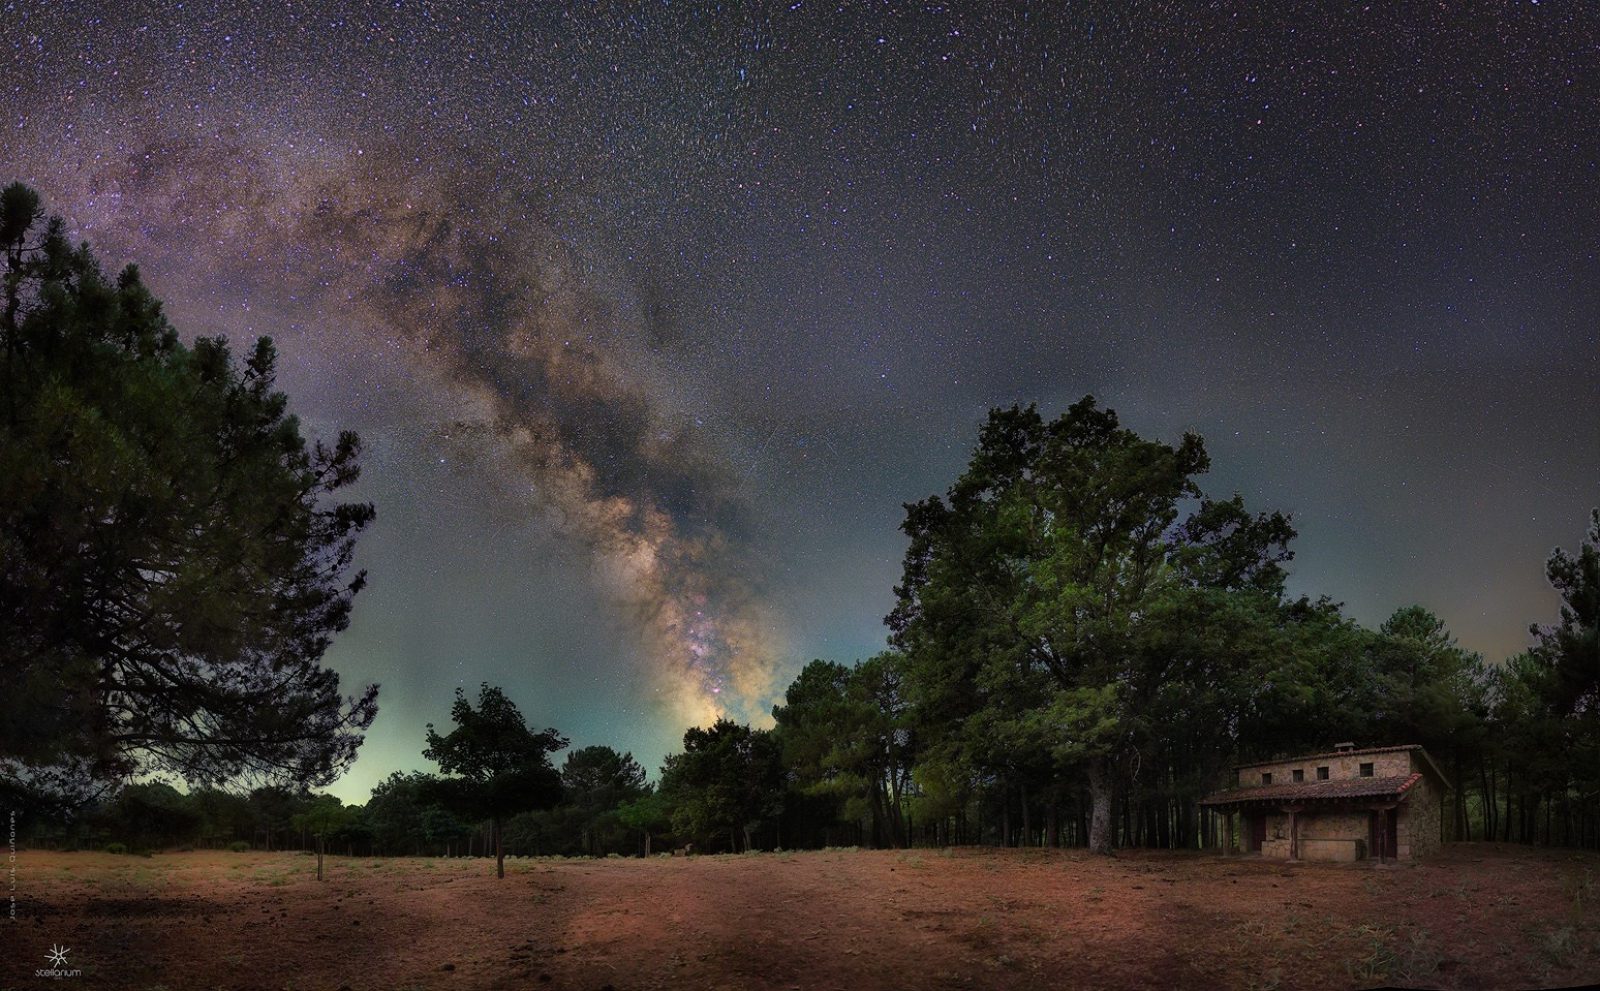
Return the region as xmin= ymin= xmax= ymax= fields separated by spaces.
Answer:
xmin=1198 ymin=774 xmax=1424 ymax=862
xmin=1199 ymin=797 xmax=1403 ymax=862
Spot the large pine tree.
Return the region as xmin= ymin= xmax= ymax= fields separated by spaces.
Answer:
xmin=0 ymin=183 xmax=378 ymax=804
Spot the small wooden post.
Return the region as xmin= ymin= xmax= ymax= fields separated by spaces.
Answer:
xmin=1286 ymin=806 xmax=1301 ymax=860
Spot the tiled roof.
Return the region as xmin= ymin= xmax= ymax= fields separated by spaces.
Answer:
xmin=1233 ymin=744 xmax=1423 ymax=770
xmin=1199 ymin=772 xmax=1424 ymax=807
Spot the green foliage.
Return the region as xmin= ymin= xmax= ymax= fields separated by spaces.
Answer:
xmin=189 ymin=788 xmax=256 ymax=849
xmin=616 ymin=790 xmax=671 ymax=837
xmin=1469 ymin=508 xmax=1600 ymax=845
xmin=364 ymin=771 xmax=464 ymax=855
xmin=290 ymin=794 xmax=360 ymax=879
xmin=289 ymin=794 xmax=355 ymax=840
xmin=772 ymin=653 xmax=913 ymax=847
xmin=0 ymin=182 xmax=378 ymax=801
xmin=227 ymin=840 xmax=250 ymax=853
xmin=97 ymin=782 xmax=202 ymax=851
xmin=1538 ymin=509 xmax=1600 ymax=717
xmin=560 ymin=746 xmax=648 ymax=855
xmin=422 ymin=683 xmax=566 ymax=875
xmin=103 ymin=842 xmax=127 ymax=855
xmin=889 ymin=398 xmax=1305 ymax=851
xmin=659 ymin=719 xmax=784 ymax=852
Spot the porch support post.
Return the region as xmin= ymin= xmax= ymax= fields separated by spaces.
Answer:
xmin=1378 ymin=803 xmax=1398 ymax=863
xmin=1285 ymin=805 xmax=1302 ymax=861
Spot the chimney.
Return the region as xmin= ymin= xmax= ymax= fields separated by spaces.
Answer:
xmin=1334 ymin=741 xmax=1356 ymax=753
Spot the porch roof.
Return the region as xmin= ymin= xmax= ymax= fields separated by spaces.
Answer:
xmin=1198 ymin=771 xmax=1423 ymax=808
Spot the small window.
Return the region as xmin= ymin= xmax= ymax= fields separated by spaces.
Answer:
xmin=1261 ymin=772 xmax=1273 ymax=785
xmin=1317 ymin=766 xmax=1329 ymax=780
xmin=1292 ymin=769 xmax=1304 ymax=783
xmin=1359 ymin=762 xmax=1374 ymax=777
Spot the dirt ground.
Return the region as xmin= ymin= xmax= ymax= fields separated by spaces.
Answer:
xmin=4 ymin=844 xmax=1598 ymax=991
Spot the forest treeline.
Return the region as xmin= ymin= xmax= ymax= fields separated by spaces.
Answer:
xmin=24 ymin=506 xmax=1600 ymax=861
xmin=5 ymin=182 xmax=1598 ymax=865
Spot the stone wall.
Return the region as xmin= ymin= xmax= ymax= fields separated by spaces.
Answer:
xmin=1258 ymin=810 xmax=1369 ymax=861
xmin=1299 ymin=810 xmax=1369 ymax=843
xmin=1236 ymin=750 xmax=1415 ymax=787
xmin=1398 ymin=777 xmax=1443 ymax=860
xmin=1236 ymin=748 xmax=1416 ymax=787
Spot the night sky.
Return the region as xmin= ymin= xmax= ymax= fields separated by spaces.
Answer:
xmin=8 ymin=2 xmax=1598 ymax=801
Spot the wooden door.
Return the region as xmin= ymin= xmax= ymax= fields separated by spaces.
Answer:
xmin=1249 ymin=814 xmax=1267 ymax=852
xmin=1368 ymin=809 xmax=1398 ymax=859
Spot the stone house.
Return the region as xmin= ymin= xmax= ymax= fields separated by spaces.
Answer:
xmin=1199 ymin=743 xmax=1449 ymax=862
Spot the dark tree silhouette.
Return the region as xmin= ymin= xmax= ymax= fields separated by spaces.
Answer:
xmin=0 ymin=182 xmax=377 ymax=804
xmin=423 ymin=683 xmax=566 ymax=878
xmin=1536 ymin=509 xmax=1600 ymax=718
xmin=659 ymin=718 xmax=785 ymax=852
xmin=772 ymin=653 xmax=913 ymax=848
xmin=561 ymin=746 xmax=647 ymax=856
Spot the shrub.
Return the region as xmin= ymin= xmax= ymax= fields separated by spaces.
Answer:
xmin=227 ymin=841 xmax=250 ymax=853
xmin=103 ymin=842 xmax=128 ymax=855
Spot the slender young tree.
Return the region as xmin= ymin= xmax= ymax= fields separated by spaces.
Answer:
xmin=290 ymin=795 xmax=354 ymax=881
xmin=423 ymin=684 xmax=566 ymax=878
xmin=616 ymin=790 xmax=671 ymax=856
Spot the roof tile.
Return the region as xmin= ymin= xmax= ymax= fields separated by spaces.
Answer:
xmin=1199 ymin=772 xmax=1423 ymax=806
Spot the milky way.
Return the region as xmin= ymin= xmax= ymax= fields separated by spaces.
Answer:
xmin=7 ymin=2 xmax=1598 ymax=795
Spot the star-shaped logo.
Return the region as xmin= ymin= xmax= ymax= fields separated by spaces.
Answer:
xmin=45 ymin=944 xmax=71 ymax=967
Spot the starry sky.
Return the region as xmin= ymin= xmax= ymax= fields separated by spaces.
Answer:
xmin=7 ymin=2 xmax=1598 ymax=802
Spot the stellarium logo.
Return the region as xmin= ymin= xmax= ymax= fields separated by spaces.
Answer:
xmin=36 ymin=943 xmax=82 ymax=979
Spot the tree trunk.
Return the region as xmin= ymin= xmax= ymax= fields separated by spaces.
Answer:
xmin=885 ymin=782 xmax=904 ymax=849
xmin=316 ymin=836 xmax=324 ymax=881
xmin=494 ymin=818 xmax=505 ymax=879
xmin=1001 ymin=786 xmax=1011 ymax=848
xmin=644 ymin=832 xmax=652 ymax=857
xmin=1087 ymin=759 xmax=1115 ymax=855
xmin=1480 ymin=759 xmax=1496 ymax=840
xmin=869 ymin=785 xmax=887 ymax=849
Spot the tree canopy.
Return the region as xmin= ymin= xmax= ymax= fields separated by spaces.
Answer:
xmin=659 ymin=718 xmax=785 ymax=852
xmin=889 ymin=398 xmax=1302 ymax=852
xmin=423 ymin=683 xmax=567 ymax=877
xmin=0 ymin=182 xmax=377 ymax=804
xmin=560 ymin=745 xmax=648 ymax=856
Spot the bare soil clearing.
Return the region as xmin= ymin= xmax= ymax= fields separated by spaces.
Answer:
xmin=5 ymin=845 xmax=1597 ymax=990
